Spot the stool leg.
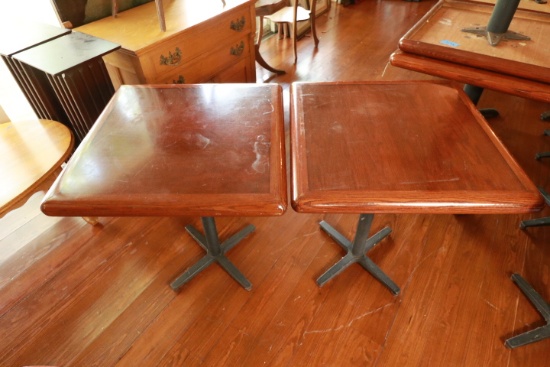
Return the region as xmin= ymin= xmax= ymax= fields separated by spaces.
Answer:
xmin=170 ymin=217 xmax=254 ymax=291
xmin=316 ymin=213 xmax=399 ymax=295
xmin=505 ymin=273 xmax=550 ymax=348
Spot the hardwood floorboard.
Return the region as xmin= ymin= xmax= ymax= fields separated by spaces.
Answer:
xmin=1 ymin=1 xmax=549 ymax=366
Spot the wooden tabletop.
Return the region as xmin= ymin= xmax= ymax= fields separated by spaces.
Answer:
xmin=41 ymin=84 xmax=287 ymax=217
xmin=0 ymin=119 xmax=74 ymax=216
xmin=290 ymin=81 xmax=543 ymax=214
xmin=13 ymin=32 xmax=120 ymax=76
xmin=390 ymin=50 xmax=550 ymax=103
xmin=399 ymin=0 xmax=550 ymax=84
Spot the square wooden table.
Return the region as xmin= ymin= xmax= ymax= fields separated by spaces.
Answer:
xmin=398 ymin=0 xmax=550 ymax=83
xmin=390 ymin=1 xmax=550 ymax=348
xmin=290 ymin=81 xmax=542 ymax=296
xmin=41 ymin=84 xmax=287 ymax=291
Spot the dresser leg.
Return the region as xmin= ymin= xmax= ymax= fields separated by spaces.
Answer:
xmin=170 ymin=217 xmax=255 ymax=291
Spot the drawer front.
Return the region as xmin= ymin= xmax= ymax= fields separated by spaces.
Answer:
xmin=140 ymin=7 xmax=252 ymax=80
xmin=210 ymin=57 xmax=254 ymax=83
xmin=156 ymin=36 xmax=252 ymax=84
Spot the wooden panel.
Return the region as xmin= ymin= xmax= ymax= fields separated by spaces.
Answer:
xmin=75 ymin=0 xmax=252 ymax=54
xmin=156 ymin=36 xmax=253 ymax=84
xmin=211 ymin=57 xmax=255 ymax=83
xmin=46 ymin=58 xmax=115 ymax=142
xmin=399 ymin=0 xmax=550 ymax=83
xmin=390 ymin=50 xmax=550 ymax=103
xmin=76 ymin=0 xmax=256 ymax=85
xmin=140 ymin=6 xmax=251 ymax=77
xmin=13 ymin=32 xmax=120 ymax=143
xmin=290 ymin=81 xmax=543 ymax=214
xmin=41 ymin=84 xmax=287 ymax=217
xmin=0 ymin=22 xmax=71 ymax=123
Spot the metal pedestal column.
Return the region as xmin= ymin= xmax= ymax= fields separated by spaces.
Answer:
xmin=317 ymin=213 xmax=400 ymax=295
xmin=462 ymin=0 xmax=526 ymax=117
xmin=170 ymin=217 xmax=255 ymax=291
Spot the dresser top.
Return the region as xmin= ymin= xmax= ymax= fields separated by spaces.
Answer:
xmin=76 ymin=0 xmax=251 ymax=53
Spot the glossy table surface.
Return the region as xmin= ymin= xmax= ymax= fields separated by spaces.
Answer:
xmin=41 ymin=84 xmax=287 ymax=217
xmin=390 ymin=50 xmax=550 ymax=103
xmin=1 ymin=119 xmax=73 ymax=216
xmin=398 ymin=0 xmax=550 ymax=84
xmin=290 ymin=81 xmax=543 ymax=214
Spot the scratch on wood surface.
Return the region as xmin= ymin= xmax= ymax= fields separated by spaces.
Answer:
xmin=302 ymin=303 xmax=394 ymax=338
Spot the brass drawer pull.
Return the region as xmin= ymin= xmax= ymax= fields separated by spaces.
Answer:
xmin=230 ymin=41 xmax=245 ymax=57
xmin=160 ymin=47 xmax=182 ymax=66
xmin=230 ymin=16 xmax=246 ymax=32
xmin=173 ymin=75 xmax=185 ymax=84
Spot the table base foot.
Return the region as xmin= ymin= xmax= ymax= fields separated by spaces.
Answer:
xmin=316 ymin=214 xmax=400 ymax=295
xmin=535 ymin=152 xmax=550 ymax=161
xmin=520 ymin=217 xmax=550 ymax=229
xmin=170 ymin=217 xmax=255 ymax=291
xmin=505 ymin=273 xmax=550 ymax=348
xmin=479 ymin=108 xmax=499 ymax=119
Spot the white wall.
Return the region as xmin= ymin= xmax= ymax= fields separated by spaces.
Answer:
xmin=0 ymin=0 xmax=61 ymax=121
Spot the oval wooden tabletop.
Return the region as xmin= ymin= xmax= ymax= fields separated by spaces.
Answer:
xmin=290 ymin=81 xmax=544 ymax=214
xmin=0 ymin=119 xmax=74 ymax=216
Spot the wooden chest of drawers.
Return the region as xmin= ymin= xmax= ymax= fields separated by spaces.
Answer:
xmin=76 ymin=0 xmax=256 ymax=89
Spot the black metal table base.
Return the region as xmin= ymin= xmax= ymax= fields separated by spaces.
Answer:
xmin=505 ymin=273 xmax=550 ymax=348
xmin=170 ymin=217 xmax=255 ymax=291
xmin=462 ymin=0 xmax=528 ymax=47
xmin=534 ymin=130 xmax=550 ymax=161
xmin=520 ymin=187 xmax=550 ymax=229
xmin=316 ymin=213 xmax=400 ymax=295
xmin=520 ymin=217 xmax=550 ymax=229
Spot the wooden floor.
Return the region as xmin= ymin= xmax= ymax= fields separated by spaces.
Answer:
xmin=2 ymin=1 xmax=550 ymax=366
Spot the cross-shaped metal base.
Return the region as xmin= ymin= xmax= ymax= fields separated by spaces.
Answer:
xmin=316 ymin=213 xmax=400 ymax=295
xmin=520 ymin=187 xmax=550 ymax=229
xmin=170 ymin=217 xmax=255 ymax=291
xmin=505 ymin=273 xmax=550 ymax=348
xmin=461 ymin=26 xmax=530 ymax=47
xmin=461 ymin=0 xmax=529 ymax=47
